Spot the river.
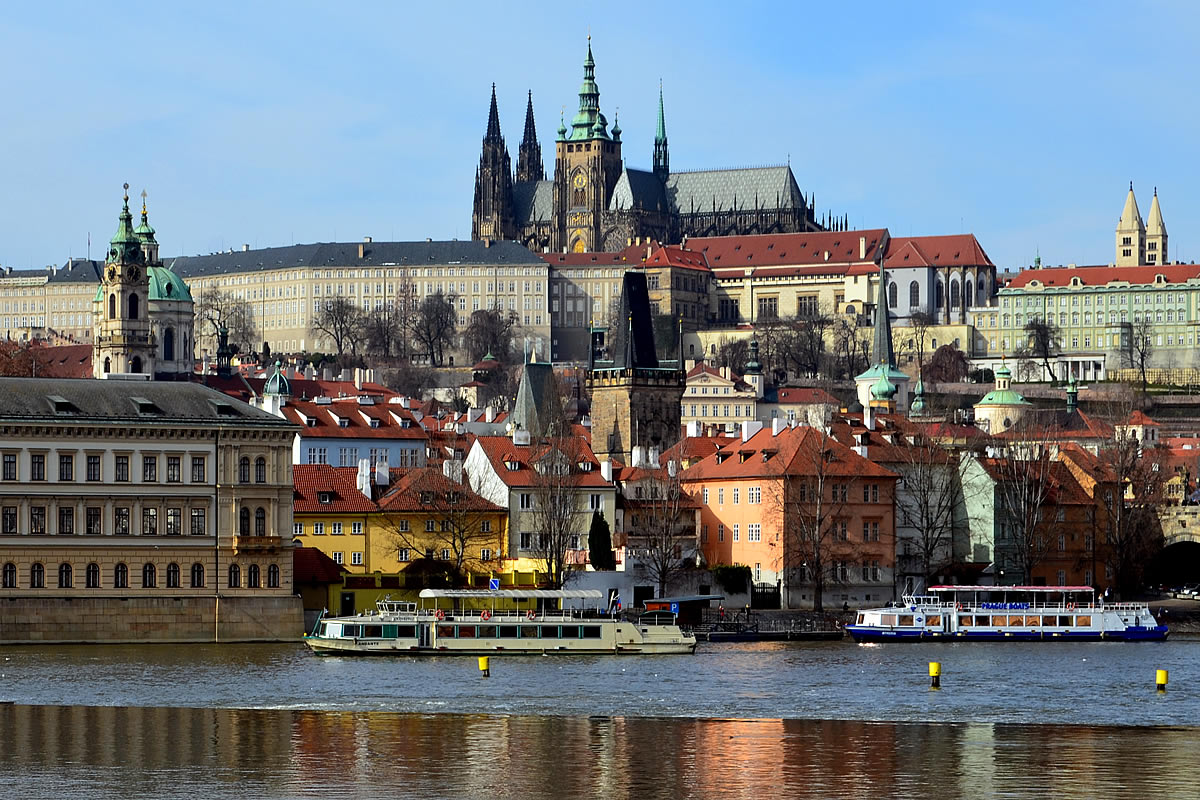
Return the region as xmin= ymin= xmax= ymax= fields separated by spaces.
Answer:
xmin=1 ymin=639 xmax=1197 ymax=798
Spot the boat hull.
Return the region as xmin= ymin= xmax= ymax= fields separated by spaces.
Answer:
xmin=304 ymin=635 xmax=697 ymax=656
xmin=846 ymin=625 xmax=1169 ymax=643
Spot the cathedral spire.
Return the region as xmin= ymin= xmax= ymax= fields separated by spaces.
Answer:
xmin=486 ymin=83 xmax=502 ymax=141
xmin=134 ymin=189 xmax=159 ymax=263
xmin=516 ymin=90 xmax=544 ymax=182
xmin=472 ymin=84 xmax=515 ymax=241
xmin=653 ymin=81 xmax=669 ymax=180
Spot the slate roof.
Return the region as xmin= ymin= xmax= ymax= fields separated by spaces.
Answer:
xmin=513 ymin=180 xmax=554 ymax=225
xmin=666 ymin=166 xmax=805 ymax=213
xmin=609 ymin=168 xmax=668 ymax=212
xmin=0 ymin=377 xmax=295 ymax=426
xmin=164 ymin=239 xmax=545 ymax=278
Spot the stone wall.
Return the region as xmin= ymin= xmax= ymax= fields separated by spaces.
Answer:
xmin=0 ymin=595 xmax=303 ymax=644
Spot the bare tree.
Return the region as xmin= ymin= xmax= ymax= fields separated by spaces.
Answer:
xmin=410 ymin=291 xmax=458 ymax=366
xmin=829 ymin=313 xmax=871 ymax=380
xmin=924 ymin=344 xmax=970 ymax=385
xmin=714 ymin=336 xmax=748 ymax=373
xmin=311 ymin=296 xmax=367 ymax=358
xmin=1017 ymin=317 xmax=1061 ymax=382
xmin=363 ymin=305 xmax=405 ymax=358
xmin=463 ymin=308 xmax=520 ymax=364
xmin=528 ymin=437 xmax=589 ymax=590
xmin=1119 ymin=318 xmax=1155 ymax=400
xmin=986 ymin=423 xmax=1059 ymax=584
xmin=893 ymin=434 xmax=962 ymax=591
xmin=393 ymin=270 xmax=420 ymax=362
xmin=626 ymin=465 xmax=698 ymax=597
xmin=779 ymin=314 xmax=831 ymax=380
xmin=195 ymin=287 xmax=257 ymax=355
xmin=899 ymin=311 xmax=935 ymax=375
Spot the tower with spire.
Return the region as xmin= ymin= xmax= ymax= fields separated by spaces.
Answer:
xmin=94 ymin=184 xmax=156 ymax=378
xmin=1115 ymin=182 xmax=1147 ymax=267
xmin=1146 ymin=187 xmax=1168 ymax=265
xmin=854 ymin=262 xmax=910 ymax=416
xmin=471 ymin=84 xmax=516 ymax=242
xmin=653 ymin=82 xmax=669 ymax=181
xmin=516 ymin=90 xmax=544 ymax=183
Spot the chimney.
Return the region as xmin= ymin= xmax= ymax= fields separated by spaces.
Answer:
xmin=721 ymin=366 xmax=730 ymax=380
xmin=322 ymin=367 xmax=332 ymax=381
xmin=741 ymin=420 xmax=763 ymax=442
xmin=864 ymin=403 xmax=875 ymax=431
xmin=772 ymin=417 xmax=784 ymax=436
xmin=304 ymin=364 xmax=316 ymax=380
xmin=485 ymin=405 xmax=496 ymax=423
xmin=513 ymin=429 xmax=532 ymax=446
xmin=242 ymin=244 xmax=250 ymax=252
xmin=341 ymin=368 xmax=351 ymax=382
xmin=686 ymin=420 xmax=700 ymax=437
xmin=443 ymin=458 xmax=464 ymax=484
xmin=859 ymin=236 xmax=867 ymax=260
xmin=354 ymin=368 xmax=363 ymax=391
xmin=364 ymin=236 xmax=373 ymax=243
xmin=631 ymin=445 xmax=646 ymax=468
xmin=600 ymin=458 xmax=612 ymax=482
xmin=356 ymin=458 xmax=371 ymax=496
xmin=648 ymin=446 xmax=661 ymax=469
xmin=374 ymin=455 xmax=389 ymax=487
xmin=667 ymin=459 xmax=678 ymax=479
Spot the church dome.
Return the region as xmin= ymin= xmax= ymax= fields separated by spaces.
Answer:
xmin=147 ymin=266 xmax=193 ymax=303
xmin=870 ymin=372 xmax=896 ymax=400
xmin=264 ymin=361 xmax=292 ymax=397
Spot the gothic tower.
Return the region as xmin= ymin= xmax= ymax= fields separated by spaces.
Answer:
xmin=653 ymin=83 xmax=669 ymax=181
xmin=553 ymin=39 xmax=623 ymax=253
xmin=471 ymin=84 xmax=515 ymax=241
xmin=94 ymin=184 xmax=155 ymax=377
xmin=1115 ymin=182 xmax=1146 ymax=267
xmin=516 ymin=90 xmax=544 ymax=183
xmin=1146 ymin=187 xmax=1168 ymax=265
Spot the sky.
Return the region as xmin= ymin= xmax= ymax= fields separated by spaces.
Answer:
xmin=1 ymin=1 xmax=1198 ymax=272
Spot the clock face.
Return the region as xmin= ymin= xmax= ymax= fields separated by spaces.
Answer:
xmin=128 ymin=267 xmax=140 ymax=281
xmin=106 ymin=266 xmax=116 ymax=282
xmin=573 ymin=172 xmax=587 ymax=189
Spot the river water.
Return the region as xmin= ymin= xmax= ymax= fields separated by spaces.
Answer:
xmin=2 ymin=639 xmax=1198 ymax=798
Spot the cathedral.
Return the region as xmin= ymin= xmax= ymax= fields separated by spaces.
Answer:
xmin=472 ymin=41 xmax=836 ymax=254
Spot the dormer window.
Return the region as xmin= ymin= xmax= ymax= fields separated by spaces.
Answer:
xmin=504 ymin=460 xmax=520 ymax=471
xmin=318 ymin=492 xmax=333 ymax=504
xmin=420 ymin=491 xmax=433 ymax=504
xmin=338 ymin=418 xmax=349 ymax=428
xmin=369 ymin=418 xmax=380 ymax=428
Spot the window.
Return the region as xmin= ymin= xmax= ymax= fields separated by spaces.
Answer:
xmin=166 ymin=563 xmax=181 ymax=588
xmin=31 ymin=453 xmax=46 ymax=481
xmin=293 ymin=522 xmax=304 ymax=537
xmin=191 ymin=563 xmax=205 ymax=588
xmin=748 ymin=524 xmax=762 ymax=542
xmin=255 ymin=457 xmax=267 ymax=483
xmin=313 ymin=522 xmax=325 ymax=536
xmin=888 ymin=282 xmax=897 ymax=308
xmin=30 ymin=563 xmax=45 ymax=589
xmin=732 ymin=488 xmax=740 ymax=505
xmin=424 ymin=519 xmax=436 ymax=533
xmin=733 ymin=524 xmax=740 ymax=542
xmin=520 ymin=532 xmax=532 ymax=550
xmin=238 ymin=457 xmax=250 ymax=483
xmin=114 ymin=563 xmax=129 ymax=589
xmin=191 ymin=457 xmax=206 ymax=483
xmin=59 ymin=454 xmax=74 ymax=481
xmin=166 ymin=457 xmax=181 ymax=483
xmin=85 ymin=562 xmax=99 ymax=588
xmin=748 ymin=486 xmax=761 ymax=504
xmin=165 ymin=508 xmax=181 ymax=536
xmin=30 ymin=506 xmax=46 ymax=534
xmin=228 ymin=564 xmax=241 ymax=588
xmin=481 ymin=548 xmax=493 ymax=561
xmin=1 ymin=506 xmax=14 ymax=534
xmin=397 ymin=549 xmax=410 ymax=563
xmin=190 ymin=508 xmax=206 ymax=536
xmin=703 ymin=488 xmax=709 ymax=504
xmin=397 ymin=519 xmax=409 ymax=533
xmin=86 ymin=507 xmax=102 ymax=535
xmin=330 ymin=521 xmax=343 ymax=536
xmin=2 ymin=562 xmax=14 ymax=588
xmin=58 ymin=562 xmax=73 ymax=588
xmin=255 ymin=507 xmax=267 ymax=537
xmin=239 ymin=507 xmax=250 ymax=536
xmin=142 ymin=562 xmax=157 ymax=588
xmin=143 ymin=456 xmax=157 ymax=482
xmin=589 ymin=493 xmax=603 ymax=512
xmin=84 ymin=454 xmax=100 ymax=481
xmin=351 ymin=552 xmax=363 ymax=566
xmin=1 ymin=453 xmax=15 ymax=481
xmin=267 ymin=564 xmax=280 ymax=588
xmin=520 ymin=493 xmax=532 ymax=510
xmin=481 ymin=520 xmax=491 ymax=533
xmin=351 ymin=522 xmax=363 ymax=535
xmin=115 ymin=455 xmax=129 ymax=482
xmin=142 ymin=508 xmax=158 ymax=536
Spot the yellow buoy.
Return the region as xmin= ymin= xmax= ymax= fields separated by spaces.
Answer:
xmin=1156 ymin=669 xmax=1168 ymax=692
xmin=929 ymin=661 xmax=941 ymax=689
xmin=478 ymin=656 xmax=490 ymax=677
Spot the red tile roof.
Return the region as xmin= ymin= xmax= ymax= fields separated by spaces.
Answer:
xmin=661 ymin=434 xmax=735 ymax=467
xmin=471 ymin=435 xmax=612 ymax=489
xmin=292 ymin=465 xmax=376 ymax=513
xmin=642 ymin=244 xmax=711 ymax=272
xmin=280 ymin=398 xmax=428 ymax=440
xmin=0 ymin=342 xmax=93 ymax=379
xmin=680 ymin=424 xmax=897 ymax=482
xmin=775 ymin=387 xmax=840 ymax=405
xmin=882 ymin=234 xmax=994 ymax=269
xmin=292 ymin=546 xmax=347 ymax=584
xmin=377 ymin=467 xmax=505 ymax=513
xmin=1005 ymin=263 xmax=1200 ymax=289
xmin=1126 ymin=410 xmax=1160 ymax=427
xmin=689 ymin=229 xmax=888 ymax=271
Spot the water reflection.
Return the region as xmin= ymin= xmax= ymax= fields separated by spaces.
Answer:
xmin=0 ymin=704 xmax=1193 ymax=799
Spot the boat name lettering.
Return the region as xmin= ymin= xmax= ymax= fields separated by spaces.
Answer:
xmin=980 ymin=602 xmax=1030 ymax=610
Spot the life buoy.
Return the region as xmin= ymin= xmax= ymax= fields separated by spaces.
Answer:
xmin=526 ymin=610 xmax=537 ymax=621
xmin=434 ymin=608 xmax=446 ymax=621
xmin=1066 ymin=602 xmax=1076 ymax=611
xmin=955 ymin=603 xmax=963 ymax=612
xmin=480 ymin=609 xmax=492 ymax=621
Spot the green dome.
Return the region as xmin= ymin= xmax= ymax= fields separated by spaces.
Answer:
xmin=976 ymin=388 xmax=1032 ymax=407
xmin=870 ymin=372 xmax=896 ymax=400
xmin=264 ymin=360 xmax=291 ymax=397
xmin=995 ymin=361 xmax=1012 ymax=379
xmin=147 ymin=266 xmax=193 ymax=303
xmin=910 ymin=379 xmax=927 ymax=415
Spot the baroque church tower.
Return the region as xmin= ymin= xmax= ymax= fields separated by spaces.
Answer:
xmin=552 ymin=39 xmax=623 ymax=253
xmin=471 ymin=84 xmax=515 ymax=241
xmin=94 ymin=184 xmax=155 ymax=377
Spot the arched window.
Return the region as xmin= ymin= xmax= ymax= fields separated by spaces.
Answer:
xmin=254 ymin=507 xmax=267 ymax=537
xmin=228 ymin=564 xmax=241 ymax=588
xmin=950 ymin=279 xmax=961 ymax=309
xmin=936 ymin=281 xmax=945 ymax=310
xmin=163 ymin=327 xmax=175 ymax=362
xmin=909 ymin=281 xmax=920 ymax=309
xmin=109 ymin=293 xmax=116 ymax=319
xmin=58 ymin=562 xmax=72 ymax=588
xmin=978 ymin=276 xmax=987 ymax=300
xmin=888 ymin=282 xmax=898 ymax=309
xmin=30 ymin=563 xmax=45 ymax=589
xmin=103 ymin=357 xmax=111 ymax=373
xmin=114 ymin=563 xmax=129 ymax=589
xmin=130 ymin=356 xmax=142 ymax=373
xmin=3 ymin=562 xmax=17 ymax=588
xmin=128 ymin=292 xmax=139 ymax=320
xmin=239 ymin=507 xmax=251 ymax=536
xmin=142 ymin=562 xmax=157 ymax=588
xmin=255 ymin=457 xmax=267 ymax=484
xmin=267 ymin=564 xmax=280 ymax=589
xmin=166 ymin=562 xmax=181 ymax=588
xmin=238 ymin=457 xmax=250 ymax=484
xmin=247 ymin=564 xmax=261 ymax=588
xmin=190 ymin=563 xmax=205 ymax=588
xmin=86 ymin=562 xmax=100 ymax=588
xmin=965 ymin=279 xmax=975 ymax=308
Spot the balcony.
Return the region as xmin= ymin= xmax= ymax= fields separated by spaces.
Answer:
xmin=233 ymin=535 xmax=285 ymax=554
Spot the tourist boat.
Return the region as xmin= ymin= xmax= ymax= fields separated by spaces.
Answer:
xmin=846 ymin=585 xmax=1168 ymax=642
xmin=304 ymin=588 xmax=698 ymax=655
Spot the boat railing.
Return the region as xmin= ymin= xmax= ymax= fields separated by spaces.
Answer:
xmin=415 ymin=608 xmax=620 ymax=621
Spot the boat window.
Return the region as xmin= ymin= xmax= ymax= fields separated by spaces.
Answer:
xmin=497 ymin=625 xmax=518 ymax=638
xmin=542 ymin=627 xmax=559 ymax=639
xmin=856 ymin=614 xmax=865 ymax=625
xmin=561 ymin=625 xmax=579 ymax=639
xmin=343 ymin=625 xmax=360 ymax=637
xmin=926 ymin=615 xmax=941 ymax=627
xmin=363 ymin=625 xmax=383 ymax=638
xmin=976 ymin=616 xmax=990 ymax=627
xmin=318 ymin=622 xmax=330 ymax=636
xmin=1057 ymin=616 xmax=1071 ymax=626
xmin=437 ymin=625 xmax=455 ymax=638
xmin=382 ymin=625 xmax=397 ymax=638
xmin=478 ymin=625 xmax=496 ymax=638
xmin=899 ymin=615 xmax=914 ymax=627
xmin=958 ymin=616 xmax=972 ymax=627
xmin=519 ymin=625 xmax=539 ymax=639
xmin=458 ymin=626 xmax=477 ymax=639
xmin=1076 ymin=615 xmax=1091 ymax=626
xmin=881 ymin=614 xmax=897 ymax=626
xmin=1024 ymin=616 xmax=1039 ymax=627
xmin=396 ymin=625 xmax=416 ymax=638
xmin=582 ymin=626 xmax=602 ymax=639
xmin=1041 ymin=616 xmax=1057 ymax=626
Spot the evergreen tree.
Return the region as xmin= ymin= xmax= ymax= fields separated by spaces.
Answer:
xmin=588 ymin=511 xmax=615 ymax=571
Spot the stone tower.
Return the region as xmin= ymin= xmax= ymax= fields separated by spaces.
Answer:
xmin=94 ymin=184 xmax=155 ymax=377
xmin=471 ymin=84 xmax=515 ymax=241
xmin=1145 ymin=187 xmax=1168 ymax=265
xmin=1115 ymin=182 xmax=1146 ymax=267
xmin=587 ymin=272 xmax=684 ymax=463
xmin=516 ymin=90 xmax=544 ymax=183
xmin=553 ymin=39 xmax=623 ymax=253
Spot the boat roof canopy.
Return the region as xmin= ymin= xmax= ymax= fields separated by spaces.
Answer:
xmin=417 ymin=589 xmax=605 ymax=599
xmin=929 ymin=585 xmax=1094 ymax=593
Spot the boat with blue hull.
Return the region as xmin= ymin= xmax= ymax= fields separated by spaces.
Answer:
xmin=846 ymin=585 xmax=1168 ymax=643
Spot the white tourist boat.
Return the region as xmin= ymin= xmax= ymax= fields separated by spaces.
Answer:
xmin=846 ymin=585 xmax=1168 ymax=642
xmin=305 ymin=589 xmax=698 ymax=655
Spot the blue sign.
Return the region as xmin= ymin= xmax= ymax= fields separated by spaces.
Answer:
xmin=980 ymin=602 xmax=1030 ymax=610
xmin=488 ymin=578 xmax=500 ymax=591
xmin=670 ymin=603 xmax=679 ymax=614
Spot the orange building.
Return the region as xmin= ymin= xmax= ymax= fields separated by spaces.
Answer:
xmin=682 ymin=423 xmax=898 ymax=609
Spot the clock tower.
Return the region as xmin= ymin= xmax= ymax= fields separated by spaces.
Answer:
xmin=552 ymin=38 xmax=622 ymax=253
xmin=93 ymin=184 xmax=156 ymax=377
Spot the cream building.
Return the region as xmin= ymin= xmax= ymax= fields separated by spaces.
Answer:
xmin=681 ymin=360 xmax=760 ymax=430
xmin=0 ymin=377 xmax=301 ymax=642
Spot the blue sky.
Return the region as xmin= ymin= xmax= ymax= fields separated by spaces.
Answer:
xmin=1 ymin=1 xmax=1197 ymax=271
